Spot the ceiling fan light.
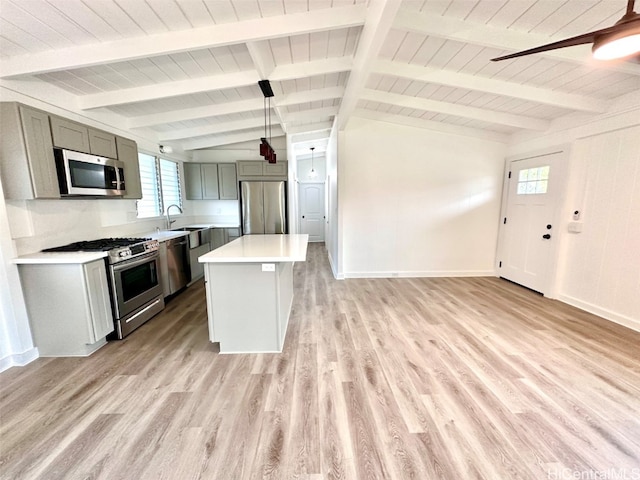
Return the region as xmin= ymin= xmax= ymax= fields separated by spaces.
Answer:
xmin=592 ymin=30 xmax=640 ymax=60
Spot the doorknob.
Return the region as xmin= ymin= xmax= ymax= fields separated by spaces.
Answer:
xmin=542 ymin=234 xmax=551 ymax=239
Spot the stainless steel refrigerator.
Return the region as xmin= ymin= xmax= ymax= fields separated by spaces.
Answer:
xmin=240 ymin=181 xmax=287 ymax=234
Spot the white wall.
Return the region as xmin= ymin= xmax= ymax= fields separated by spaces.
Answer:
xmin=339 ymin=116 xmax=507 ymax=278
xmin=0 ymin=179 xmax=37 ymax=371
xmin=508 ymin=91 xmax=640 ymax=332
xmin=326 ymin=120 xmax=340 ymax=278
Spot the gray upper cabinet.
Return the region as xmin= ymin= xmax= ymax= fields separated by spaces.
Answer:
xmin=264 ymin=162 xmax=287 ymax=176
xmin=184 ymin=163 xmax=204 ymax=200
xmin=50 ymin=116 xmax=91 ymax=153
xmin=237 ymin=161 xmax=264 ymax=177
xmin=116 ymin=136 xmax=142 ymax=199
xmin=218 ymin=163 xmax=238 ymax=200
xmin=51 ymin=116 xmax=118 ymax=158
xmin=202 ymin=164 xmax=220 ymax=199
xmin=1 ymin=102 xmax=141 ymax=200
xmin=237 ymin=160 xmax=288 ymax=180
xmin=88 ymin=128 xmax=118 ymax=158
xmin=184 ymin=163 xmax=238 ymax=200
xmin=0 ymin=103 xmax=60 ymax=199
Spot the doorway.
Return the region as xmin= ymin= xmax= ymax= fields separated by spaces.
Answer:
xmin=498 ymin=150 xmax=567 ymax=296
xmin=299 ymin=182 xmax=325 ymax=242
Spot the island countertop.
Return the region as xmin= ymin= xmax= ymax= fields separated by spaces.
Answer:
xmin=199 ymin=234 xmax=309 ymax=263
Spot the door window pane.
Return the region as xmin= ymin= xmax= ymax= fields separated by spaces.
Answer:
xmin=516 ymin=166 xmax=550 ymax=195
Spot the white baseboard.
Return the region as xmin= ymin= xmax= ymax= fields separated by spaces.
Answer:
xmin=327 ymin=248 xmax=344 ymax=280
xmin=344 ymin=270 xmax=495 ymax=279
xmin=558 ymin=294 xmax=640 ymax=333
xmin=0 ymin=347 xmax=39 ymax=373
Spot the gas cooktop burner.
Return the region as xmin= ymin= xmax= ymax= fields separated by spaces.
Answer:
xmin=43 ymin=237 xmax=151 ymax=252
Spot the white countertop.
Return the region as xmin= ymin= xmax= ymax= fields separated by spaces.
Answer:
xmin=143 ymin=230 xmax=189 ymax=242
xmin=13 ymin=251 xmax=108 ymax=265
xmin=199 ymin=234 xmax=309 ymax=263
xmin=140 ymin=223 xmax=241 ymax=242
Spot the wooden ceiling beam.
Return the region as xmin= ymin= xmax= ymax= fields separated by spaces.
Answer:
xmin=127 ymin=98 xmax=264 ymax=129
xmin=337 ymin=0 xmax=403 ymax=131
xmin=353 ymin=108 xmax=508 ymax=143
xmin=283 ymin=106 xmax=338 ymax=124
xmin=374 ymin=59 xmax=608 ymax=113
xmin=159 ymin=117 xmax=268 ymax=141
xmin=180 ymin=126 xmax=285 ymax=150
xmin=361 ymin=89 xmax=549 ymax=130
xmin=78 ymin=71 xmax=258 ymax=110
xmin=394 ymin=8 xmax=640 ymax=77
xmin=0 ymin=5 xmax=366 ymax=78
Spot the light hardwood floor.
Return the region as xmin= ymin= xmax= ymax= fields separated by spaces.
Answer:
xmin=1 ymin=243 xmax=639 ymax=480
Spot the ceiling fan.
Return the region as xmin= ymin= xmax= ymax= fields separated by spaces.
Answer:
xmin=491 ymin=0 xmax=640 ymax=61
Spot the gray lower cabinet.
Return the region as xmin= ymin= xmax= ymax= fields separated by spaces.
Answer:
xmin=0 ymin=103 xmax=60 ymax=199
xmin=226 ymin=227 xmax=241 ymax=243
xmin=18 ymin=259 xmax=114 ymax=357
xmin=189 ymin=242 xmax=210 ymax=282
xmin=210 ymin=228 xmax=226 ymax=249
xmin=184 ymin=163 xmax=237 ymax=200
xmin=116 ymin=136 xmax=142 ymax=199
xmin=210 ymin=227 xmax=241 ymax=250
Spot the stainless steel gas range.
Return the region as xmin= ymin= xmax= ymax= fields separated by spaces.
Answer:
xmin=43 ymin=237 xmax=164 ymax=338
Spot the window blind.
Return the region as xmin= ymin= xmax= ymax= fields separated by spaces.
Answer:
xmin=159 ymin=158 xmax=182 ymax=214
xmin=136 ymin=153 xmax=161 ymax=218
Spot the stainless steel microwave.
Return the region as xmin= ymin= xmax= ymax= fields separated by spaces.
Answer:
xmin=54 ymin=148 xmax=126 ymax=197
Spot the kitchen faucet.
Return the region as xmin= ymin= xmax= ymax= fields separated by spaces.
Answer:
xmin=165 ymin=204 xmax=183 ymax=229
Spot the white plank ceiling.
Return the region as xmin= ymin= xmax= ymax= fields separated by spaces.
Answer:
xmin=1 ymin=0 xmax=639 ymax=155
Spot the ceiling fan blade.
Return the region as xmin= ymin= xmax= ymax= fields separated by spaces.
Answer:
xmin=491 ymin=31 xmax=598 ymax=61
xmin=490 ymin=20 xmax=636 ymax=61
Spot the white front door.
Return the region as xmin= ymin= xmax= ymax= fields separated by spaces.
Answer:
xmin=499 ymin=151 xmax=565 ymax=295
xmin=299 ymin=182 xmax=325 ymax=242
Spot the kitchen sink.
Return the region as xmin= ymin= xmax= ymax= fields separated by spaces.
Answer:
xmin=171 ymin=227 xmax=202 ymax=231
xmin=170 ymin=226 xmax=210 ymax=249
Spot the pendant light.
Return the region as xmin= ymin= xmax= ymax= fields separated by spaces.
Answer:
xmin=309 ymin=147 xmax=317 ymax=178
xmin=258 ymin=80 xmax=276 ymax=163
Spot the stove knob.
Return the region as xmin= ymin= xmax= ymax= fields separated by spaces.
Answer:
xmin=119 ymin=251 xmax=128 ymax=257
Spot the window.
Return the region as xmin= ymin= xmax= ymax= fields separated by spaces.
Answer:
xmin=136 ymin=153 xmax=182 ymax=218
xmin=517 ymin=166 xmax=549 ymax=195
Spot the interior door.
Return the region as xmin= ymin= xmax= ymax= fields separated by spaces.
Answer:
xmin=500 ymin=152 xmax=564 ymax=294
xmin=299 ymin=182 xmax=325 ymax=242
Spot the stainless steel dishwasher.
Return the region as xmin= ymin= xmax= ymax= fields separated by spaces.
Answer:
xmin=166 ymin=236 xmax=190 ymax=295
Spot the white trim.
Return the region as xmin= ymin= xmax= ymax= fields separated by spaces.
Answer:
xmin=558 ymin=295 xmax=640 ymax=334
xmin=327 ymin=249 xmax=343 ymax=280
xmin=344 ymin=270 xmax=495 ymax=279
xmin=0 ymin=347 xmax=39 ymax=373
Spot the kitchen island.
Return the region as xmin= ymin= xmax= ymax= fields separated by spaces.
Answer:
xmin=199 ymin=234 xmax=308 ymax=353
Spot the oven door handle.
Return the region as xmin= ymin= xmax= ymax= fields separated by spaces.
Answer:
xmin=112 ymin=252 xmax=158 ymax=272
